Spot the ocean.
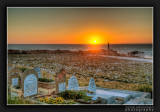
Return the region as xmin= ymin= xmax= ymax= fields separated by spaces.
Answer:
xmin=8 ymin=44 xmax=153 ymax=58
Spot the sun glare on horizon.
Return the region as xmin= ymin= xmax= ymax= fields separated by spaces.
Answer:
xmin=89 ymin=35 xmax=102 ymax=44
xmin=91 ymin=39 xmax=98 ymax=44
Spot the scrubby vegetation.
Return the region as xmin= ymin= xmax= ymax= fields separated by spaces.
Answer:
xmin=59 ymin=90 xmax=91 ymax=101
xmin=8 ymin=93 xmax=34 ymax=104
xmin=38 ymin=77 xmax=54 ymax=82
xmin=38 ymin=97 xmax=75 ymax=104
xmin=137 ymin=85 xmax=152 ymax=93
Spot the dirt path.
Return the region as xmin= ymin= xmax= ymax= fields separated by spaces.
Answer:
xmin=100 ymin=55 xmax=153 ymax=63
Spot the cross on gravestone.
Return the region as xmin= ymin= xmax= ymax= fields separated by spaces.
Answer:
xmin=68 ymin=76 xmax=79 ymax=91
xmin=88 ymin=78 xmax=96 ymax=94
xmin=21 ymin=69 xmax=38 ymax=97
xmin=34 ymin=66 xmax=42 ymax=78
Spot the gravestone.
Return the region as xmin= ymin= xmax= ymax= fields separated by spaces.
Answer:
xmin=34 ymin=66 xmax=42 ymax=78
xmin=21 ymin=69 xmax=38 ymax=97
xmin=59 ymin=83 xmax=66 ymax=93
xmin=88 ymin=78 xmax=96 ymax=94
xmin=68 ymin=76 xmax=79 ymax=90
xmin=12 ymin=78 xmax=18 ymax=86
xmin=8 ymin=73 xmax=20 ymax=86
xmin=55 ymin=68 xmax=66 ymax=94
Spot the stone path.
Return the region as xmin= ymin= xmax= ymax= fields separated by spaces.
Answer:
xmin=100 ymin=55 xmax=153 ymax=63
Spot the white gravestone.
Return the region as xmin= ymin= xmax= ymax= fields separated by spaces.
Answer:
xmin=12 ymin=78 xmax=18 ymax=86
xmin=34 ymin=67 xmax=42 ymax=78
xmin=24 ymin=74 xmax=37 ymax=97
xmin=88 ymin=78 xmax=96 ymax=93
xmin=59 ymin=83 xmax=66 ymax=93
xmin=68 ymin=76 xmax=79 ymax=90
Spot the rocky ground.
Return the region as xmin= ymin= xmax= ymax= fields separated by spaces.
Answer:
xmin=8 ymin=53 xmax=153 ymax=92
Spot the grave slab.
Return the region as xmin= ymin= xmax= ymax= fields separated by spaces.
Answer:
xmin=86 ymin=93 xmax=116 ymax=104
xmin=96 ymin=89 xmax=130 ymax=103
xmin=96 ymin=87 xmax=144 ymax=99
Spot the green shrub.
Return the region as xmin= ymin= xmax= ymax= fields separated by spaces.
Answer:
xmin=38 ymin=97 xmax=76 ymax=104
xmin=137 ymin=85 xmax=152 ymax=93
xmin=96 ymin=84 xmax=101 ymax=87
xmin=82 ymin=95 xmax=92 ymax=101
xmin=59 ymin=90 xmax=86 ymax=100
xmin=38 ymin=77 xmax=54 ymax=82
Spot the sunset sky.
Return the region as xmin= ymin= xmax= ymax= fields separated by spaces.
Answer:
xmin=8 ymin=7 xmax=153 ymax=44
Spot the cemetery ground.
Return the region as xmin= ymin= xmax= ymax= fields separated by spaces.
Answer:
xmin=8 ymin=53 xmax=153 ymax=105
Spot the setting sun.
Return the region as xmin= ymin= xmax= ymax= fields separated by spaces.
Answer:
xmin=94 ymin=40 xmax=97 ymax=43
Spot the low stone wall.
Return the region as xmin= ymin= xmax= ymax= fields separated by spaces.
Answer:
xmin=38 ymin=87 xmax=56 ymax=95
xmin=38 ymin=81 xmax=55 ymax=89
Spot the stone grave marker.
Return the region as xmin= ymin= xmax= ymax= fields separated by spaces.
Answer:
xmin=21 ymin=69 xmax=38 ymax=97
xmin=12 ymin=78 xmax=18 ymax=86
xmin=88 ymin=78 xmax=96 ymax=94
xmin=59 ymin=83 xmax=66 ymax=93
xmin=55 ymin=68 xmax=66 ymax=94
xmin=68 ymin=76 xmax=79 ymax=90
xmin=34 ymin=66 xmax=42 ymax=78
xmin=8 ymin=73 xmax=20 ymax=86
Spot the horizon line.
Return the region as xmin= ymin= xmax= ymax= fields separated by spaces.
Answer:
xmin=8 ymin=43 xmax=153 ymax=45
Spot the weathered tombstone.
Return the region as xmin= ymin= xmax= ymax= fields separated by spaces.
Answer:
xmin=8 ymin=73 xmax=20 ymax=86
xmin=12 ymin=78 xmax=18 ymax=86
xmin=68 ymin=76 xmax=79 ymax=90
xmin=59 ymin=83 xmax=66 ymax=93
xmin=21 ymin=69 xmax=38 ymax=97
xmin=88 ymin=78 xmax=96 ymax=94
xmin=55 ymin=68 xmax=66 ymax=94
xmin=34 ymin=66 xmax=42 ymax=78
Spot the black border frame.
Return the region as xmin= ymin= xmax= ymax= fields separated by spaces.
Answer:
xmin=0 ymin=0 xmax=160 ymax=112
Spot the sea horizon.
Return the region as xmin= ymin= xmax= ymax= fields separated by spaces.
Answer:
xmin=8 ymin=43 xmax=153 ymax=45
xmin=8 ymin=44 xmax=153 ymax=58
